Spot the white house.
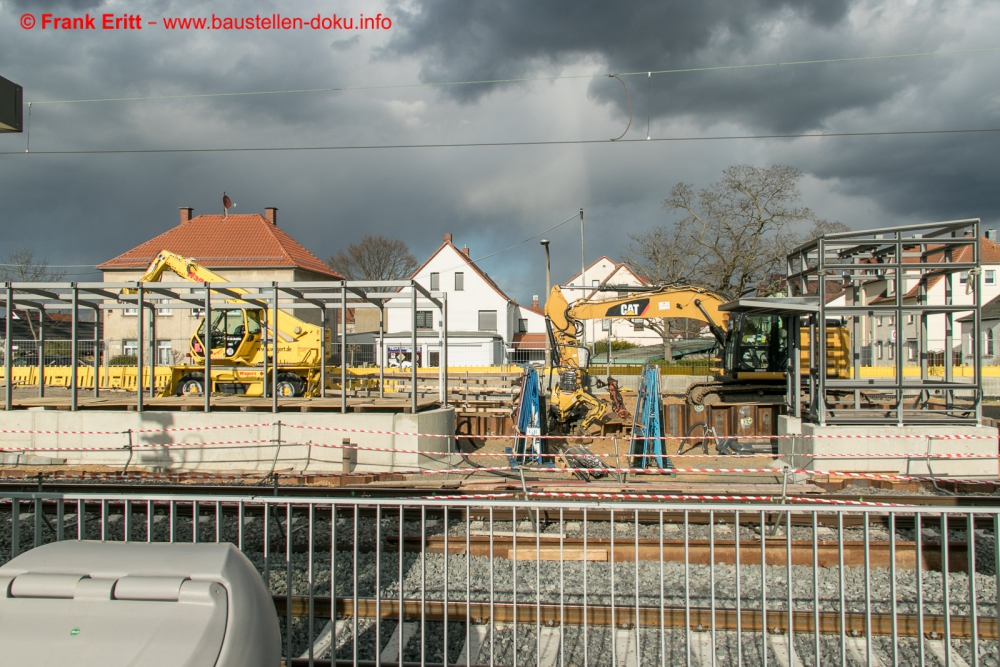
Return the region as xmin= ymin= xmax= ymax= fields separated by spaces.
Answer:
xmin=381 ymin=234 xmax=547 ymax=367
xmin=854 ymin=234 xmax=1000 ymax=366
xmin=562 ymin=257 xmax=683 ymax=347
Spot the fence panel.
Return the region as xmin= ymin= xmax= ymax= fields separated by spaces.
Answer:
xmin=1 ymin=493 xmax=996 ymax=666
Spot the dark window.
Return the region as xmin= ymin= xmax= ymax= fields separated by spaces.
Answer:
xmin=430 ymin=351 xmax=440 ymax=367
xmin=429 ymin=273 xmax=439 ymax=291
xmin=455 ymin=272 xmax=464 ymax=291
xmin=631 ymin=319 xmax=644 ymax=332
xmin=518 ymin=318 xmax=528 ymax=333
xmin=478 ymin=310 xmax=497 ymax=332
xmin=416 ymin=311 xmax=434 ymax=329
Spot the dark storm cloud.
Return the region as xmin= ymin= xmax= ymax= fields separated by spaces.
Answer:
xmin=384 ymin=0 xmax=874 ymax=131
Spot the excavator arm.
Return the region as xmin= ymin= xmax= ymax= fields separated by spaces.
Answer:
xmin=121 ymin=250 xmax=331 ymax=366
xmin=545 ymin=284 xmax=730 ymax=367
xmin=542 ymin=283 xmax=731 ymax=436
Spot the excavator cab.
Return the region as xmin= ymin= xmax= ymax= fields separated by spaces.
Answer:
xmin=722 ymin=313 xmax=789 ymax=378
xmin=191 ymin=308 xmax=262 ymax=363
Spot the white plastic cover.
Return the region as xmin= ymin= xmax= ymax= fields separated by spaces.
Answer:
xmin=0 ymin=541 xmax=279 ymax=667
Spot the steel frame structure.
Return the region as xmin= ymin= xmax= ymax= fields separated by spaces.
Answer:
xmin=786 ymin=219 xmax=982 ymax=426
xmin=1 ymin=279 xmax=449 ymax=414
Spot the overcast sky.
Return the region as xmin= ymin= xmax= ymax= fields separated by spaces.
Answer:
xmin=1 ymin=0 xmax=998 ymax=302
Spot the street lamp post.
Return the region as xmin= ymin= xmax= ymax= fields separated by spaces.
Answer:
xmin=540 ymin=239 xmax=551 ymax=369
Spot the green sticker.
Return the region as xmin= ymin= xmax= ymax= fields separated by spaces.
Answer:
xmin=70 ymin=628 xmax=80 ymax=637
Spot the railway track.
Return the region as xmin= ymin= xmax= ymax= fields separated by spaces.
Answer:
xmin=2 ymin=477 xmax=1000 ymax=510
xmin=272 ymin=595 xmax=999 ymax=640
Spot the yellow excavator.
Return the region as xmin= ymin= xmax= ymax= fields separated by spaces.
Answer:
xmin=544 ymin=283 xmax=849 ymax=433
xmin=123 ymin=250 xmax=332 ymax=397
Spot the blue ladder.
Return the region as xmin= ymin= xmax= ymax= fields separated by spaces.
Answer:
xmin=511 ymin=367 xmax=548 ymax=467
xmin=629 ymin=364 xmax=673 ymax=470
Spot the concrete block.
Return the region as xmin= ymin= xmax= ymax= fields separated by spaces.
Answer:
xmin=779 ymin=422 xmax=998 ymax=478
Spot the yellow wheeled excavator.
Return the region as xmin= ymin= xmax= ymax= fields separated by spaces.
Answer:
xmin=543 ymin=284 xmax=849 ymax=434
xmin=122 ymin=250 xmax=332 ymax=397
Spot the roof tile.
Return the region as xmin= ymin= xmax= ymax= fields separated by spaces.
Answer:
xmin=97 ymin=213 xmax=341 ymax=278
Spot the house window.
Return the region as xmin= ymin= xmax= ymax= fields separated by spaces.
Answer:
xmin=455 ymin=272 xmax=464 ymax=291
xmin=191 ymin=308 xmax=204 ymax=319
xmin=887 ymin=316 xmax=894 ymax=326
xmin=122 ymin=339 xmax=138 ymax=357
xmin=631 ymin=319 xmax=644 ymax=332
xmin=907 ymin=342 xmax=916 ymax=361
xmin=123 ymin=307 xmax=137 ymax=317
xmin=601 ymin=319 xmax=611 ymax=332
xmin=156 ymin=299 xmax=172 ymax=316
xmin=518 ymin=318 xmax=528 ymax=333
xmin=429 ymin=272 xmax=440 ymax=291
xmin=876 ymin=316 xmax=883 ymax=326
xmin=415 ymin=311 xmax=434 ymax=329
xmin=987 ymin=270 xmax=996 ymax=286
xmin=960 ymin=271 xmax=969 ymax=284
xmin=988 ymin=329 xmax=995 ymax=356
xmin=429 ymin=351 xmax=440 ymax=367
xmin=592 ymin=280 xmax=599 ymax=287
xmin=478 ymin=310 xmax=497 ymax=332
xmin=156 ymin=340 xmax=172 ymax=365
xmin=887 ymin=343 xmax=894 ymax=360
xmin=907 ymin=314 xmax=914 ymax=324
xmin=876 ymin=341 xmax=883 ymax=360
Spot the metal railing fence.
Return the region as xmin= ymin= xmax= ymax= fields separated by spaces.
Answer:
xmin=1 ymin=492 xmax=998 ymax=666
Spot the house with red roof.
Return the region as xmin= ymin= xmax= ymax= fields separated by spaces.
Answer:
xmin=561 ymin=256 xmax=670 ymax=347
xmin=97 ymin=206 xmax=341 ymax=364
xmin=381 ymin=234 xmax=547 ymax=367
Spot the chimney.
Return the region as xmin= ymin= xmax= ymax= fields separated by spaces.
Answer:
xmin=443 ymin=233 xmax=453 ymax=243
xmin=531 ymin=295 xmax=539 ymax=308
xmin=265 ymin=207 xmax=278 ymax=225
xmin=987 ymin=229 xmax=998 ymax=242
xmin=179 ymin=207 xmax=193 ymax=225
xmin=462 ymin=245 xmax=470 ymax=256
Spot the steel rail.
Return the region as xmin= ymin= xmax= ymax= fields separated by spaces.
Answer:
xmin=272 ymin=596 xmax=999 ymax=640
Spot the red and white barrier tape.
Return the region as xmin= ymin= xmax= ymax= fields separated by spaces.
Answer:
xmin=521 ymin=491 xmax=914 ymax=507
xmin=0 ymin=422 xmax=996 ymax=441
xmin=286 ymin=423 xmax=997 ymax=441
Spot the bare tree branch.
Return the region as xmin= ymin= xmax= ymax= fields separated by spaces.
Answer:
xmin=327 ymin=235 xmax=418 ymax=292
xmin=0 ymin=247 xmax=67 ymax=341
xmin=620 ymin=165 xmax=847 ymax=360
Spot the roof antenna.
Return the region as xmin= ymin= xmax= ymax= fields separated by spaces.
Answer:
xmin=223 ymin=192 xmax=235 ymax=218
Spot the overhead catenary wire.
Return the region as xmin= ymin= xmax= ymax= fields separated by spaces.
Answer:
xmin=2 ymin=126 xmax=999 ymax=157
xmin=22 ymin=46 xmax=1000 ymax=106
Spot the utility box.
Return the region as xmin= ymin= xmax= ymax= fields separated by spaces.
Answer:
xmin=0 ymin=541 xmax=280 ymax=667
xmin=0 ymin=74 xmax=22 ymax=133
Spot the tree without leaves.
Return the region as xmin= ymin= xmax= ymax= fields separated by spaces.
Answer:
xmin=620 ymin=165 xmax=847 ymax=360
xmin=326 ymin=235 xmax=418 ymax=292
xmin=0 ymin=247 xmax=67 ymax=342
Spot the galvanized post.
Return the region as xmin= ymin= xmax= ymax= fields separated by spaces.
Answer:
xmin=272 ymin=283 xmax=278 ymax=413
xmin=378 ymin=305 xmax=384 ymax=399
xmin=4 ymin=284 xmax=12 ymax=411
xmin=37 ymin=309 xmax=44 ymax=398
xmin=262 ymin=298 xmax=268 ymax=400
xmin=135 ymin=284 xmax=143 ymax=412
xmin=92 ymin=307 xmax=99 ymax=398
xmin=411 ymin=284 xmax=418 ymax=414
xmin=340 ymin=281 xmax=347 ymax=414
xmin=320 ymin=302 xmax=327 ymax=399
xmin=442 ymin=294 xmax=448 ymax=406
xmin=203 ymin=284 xmax=211 ymax=413
xmin=71 ymin=284 xmax=79 ymax=411
xmin=817 ymin=240 xmax=826 ymax=426
xmin=149 ymin=299 xmax=156 ymax=399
